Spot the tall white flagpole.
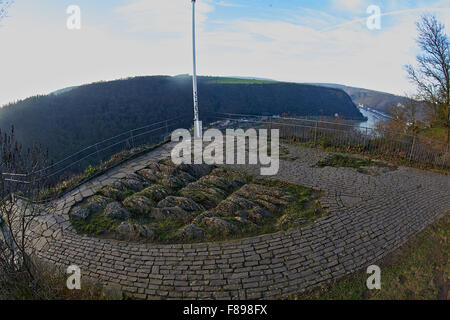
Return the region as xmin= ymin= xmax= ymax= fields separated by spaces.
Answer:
xmin=192 ymin=0 xmax=201 ymax=138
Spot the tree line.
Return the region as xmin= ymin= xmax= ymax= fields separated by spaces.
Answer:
xmin=0 ymin=76 xmax=363 ymax=161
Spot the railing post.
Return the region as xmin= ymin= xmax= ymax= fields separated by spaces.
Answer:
xmin=130 ymin=131 xmax=135 ymax=149
xmin=95 ymin=144 xmax=101 ymax=164
xmin=442 ymin=146 xmax=448 ymax=167
xmin=313 ymin=120 xmax=318 ymax=146
xmin=269 ymin=116 xmax=273 ymax=140
xmin=409 ymin=135 xmax=416 ymax=162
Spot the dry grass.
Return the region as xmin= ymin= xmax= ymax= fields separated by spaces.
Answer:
xmin=290 ymin=211 xmax=449 ymax=300
xmin=0 ymin=260 xmax=115 ymax=300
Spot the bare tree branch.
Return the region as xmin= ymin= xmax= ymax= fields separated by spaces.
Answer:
xmin=405 ymin=15 xmax=450 ymax=143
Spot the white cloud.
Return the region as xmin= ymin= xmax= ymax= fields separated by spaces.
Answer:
xmin=1 ymin=0 xmax=450 ymax=107
xmin=114 ymin=0 xmax=213 ymax=35
xmin=214 ymin=1 xmax=246 ymax=8
xmin=332 ymin=0 xmax=367 ymax=13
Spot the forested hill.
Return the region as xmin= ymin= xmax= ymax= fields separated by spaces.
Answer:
xmin=311 ymin=83 xmax=410 ymax=113
xmin=0 ymin=76 xmax=363 ymax=161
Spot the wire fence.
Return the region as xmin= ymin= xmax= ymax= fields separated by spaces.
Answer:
xmin=204 ymin=112 xmax=450 ymax=168
xmin=2 ymin=111 xmax=448 ymax=202
xmin=2 ymin=117 xmax=190 ymax=201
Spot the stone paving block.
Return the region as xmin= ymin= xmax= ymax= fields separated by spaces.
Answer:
xmin=29 ymin=142 xmax=450 ymax=300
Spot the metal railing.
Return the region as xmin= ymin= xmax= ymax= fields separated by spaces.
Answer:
xmin=2 ymin=117 xmax=190 ymax=201
xmin=204 ymin=112 xmax=450 ymax=168
xmin=2 ymin=111 xmax=448 ymax=202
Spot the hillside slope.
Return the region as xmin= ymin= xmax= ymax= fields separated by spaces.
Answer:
xmin=311 ymin=83 xmax=415 ymax=113
xmin=0 ymin=76 xmax=363 ymax=161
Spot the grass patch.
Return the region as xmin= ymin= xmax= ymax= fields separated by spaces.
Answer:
xmin=418 ymin=126 xmax=448 ymax=143
xmin=279 ymin=145 xmax=298 ymax=161
xmin=208 ymin=77 xmax=278 ymax=85
xmin=316 ymin=154 xmax=394 ymax=174
xmin=71 ymin=212 xmax=120 ymax=235
xmin=255 ymin=178 xmax=325 ymax=230
xmin=150 ymin=218 xmax=187 ymax=243
xmin=0 ymin=260 xmax=113 ymax=300
xmin=290 ymin=212 xmax=449 ymax=300
xmin=292 ymin=138 xmax=449 ymax=175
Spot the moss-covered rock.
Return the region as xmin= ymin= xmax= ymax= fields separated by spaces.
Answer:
xmin=122 ymin=194 xmax=154 ymax=216
xmin=136 ymin=168 xmax=160 ymax=183
xmin=116 ymin=221 xmax=134 ymax=240
xmin=71 ymin=206 xmax=90 ymax=220
xmin=71 ymin=194 xmax=114 ymax=221
xmin=215 ymin=194 xmax=257 ymax=215
xmin=176 ymin=224 xmax=206 ymax=242
xmin=193 ymin=211 xmax=220 ymax=224
xmin=145 ymin=163 xmax=178 ymax=177
xmin=105 ymin=202 xmax=131 ymax=220
xmin=182 ymin=181 xmax=228 ymax=198
xmin=86 ymin=195 xmax=113 ymax=214
xmin=71 ymin=161 xmax=326 ymax=244
xmin=97 ymin=186 xmax=129 ymax=202
xmin=236 ymin=183 xmax=287 ymax=200
xmin=178 ymin=187 xmax=223 ymax=209
xmin=199 ymin=175 xmax=237 ymax=193
xmin=149 ymin=207 xmax=192 ymax=222
xmin=113 ymin=175 xmax=145 ymax=193
xmin=176 ymin=171 xmax=196 ymax=184
xmin=234 ymin=216 xmax=255 ymax=225
xmin=237 ymin=207 xmax=273 ymax=224
xmin=175 ymin=163 xmax=214 ymax=180
xmin=137 ymin=184 xmax=170 ymax=202
xmin=116 ymin=222 xmax=155 ymax=241
xmin=252 ymin=199 xmax=279 ymax=212
xmin=157 ymin=196 xmax=205 ymax=212
xmin=200 ymin=217 xmax=238 ymax=235
xmin=210 ymin=167 xmax=247 ymax=186
xmin=159 ymin=175 xmax=187 ymax=189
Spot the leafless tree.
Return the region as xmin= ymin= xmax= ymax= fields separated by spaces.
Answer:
xmin=405 ymin=14 xmax=450 ymax=142
xmin=384 ymin=94 xmax=420 ymax=134
xmin=0 ymin=126 xmax=54 ymax=299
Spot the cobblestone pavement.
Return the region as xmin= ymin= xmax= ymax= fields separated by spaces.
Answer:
xmin=31 ymin=142 xmax=450 ymax=299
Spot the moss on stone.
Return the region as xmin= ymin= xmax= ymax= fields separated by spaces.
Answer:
xmin=71 ymin=165 xmax=329 ymax=244
xmin=71 ymin=212 xmax=120 ymax=235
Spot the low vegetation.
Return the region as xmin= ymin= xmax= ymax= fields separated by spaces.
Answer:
xmin=291 ymin=212 xmax=449 ymax=300
xmin=0 ymin=259 xmax=115 ymax=300
xmin=316 ymin=154 xmax=396 ymax=174
xmin=70 ymin=160 xmax=326 ymax=244
xmin=44 ymin=141 xmax=169 ymax=200
xmin=292 ymin=137 xmax=448 ymax=174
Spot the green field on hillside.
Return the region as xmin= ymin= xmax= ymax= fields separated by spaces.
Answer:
xmin=208 ymin=77 xmax=279 ymax=85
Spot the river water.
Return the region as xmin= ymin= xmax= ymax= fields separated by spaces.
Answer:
xmin=357 ymin=108 xmax=390 ymax=130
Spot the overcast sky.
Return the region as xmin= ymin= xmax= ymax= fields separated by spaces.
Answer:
xmin=0 ymin=0 xmax=449 ymax=107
